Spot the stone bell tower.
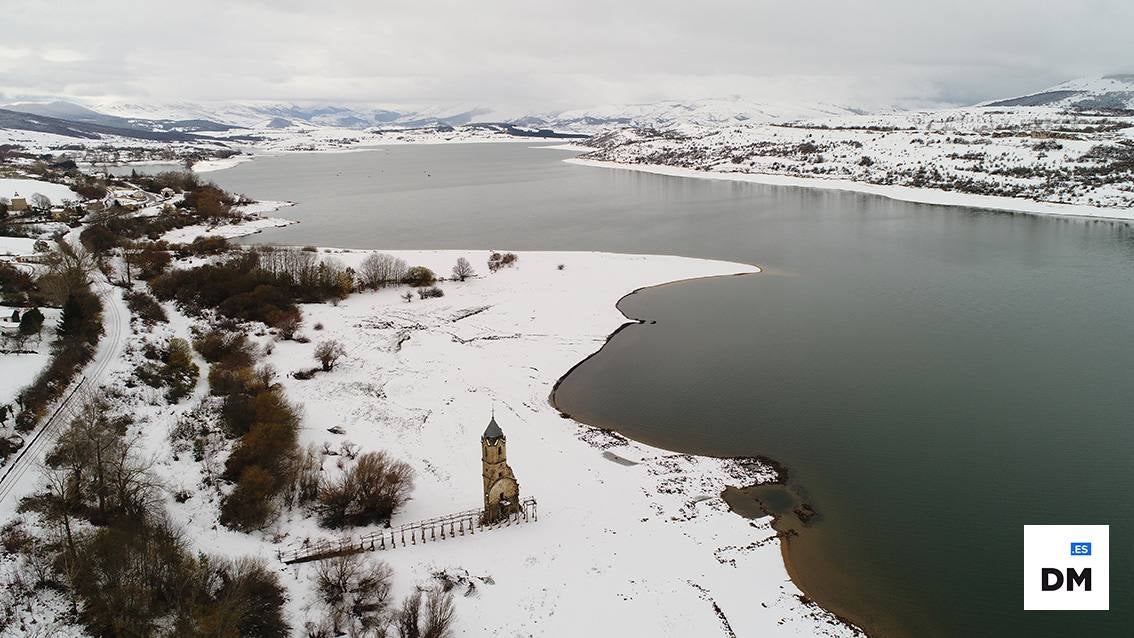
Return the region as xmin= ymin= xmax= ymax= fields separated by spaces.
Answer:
xmin=481 ymin=413 xmax=520 ymax=523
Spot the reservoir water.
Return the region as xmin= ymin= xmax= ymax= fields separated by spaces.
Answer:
xmin=210 ymin=143 xmax=1134 ymax=637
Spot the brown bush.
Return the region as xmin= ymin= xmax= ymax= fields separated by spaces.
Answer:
xmin=189 ymin=235 xmax=231 ymax=255
xmin=194 ymin=330 xmax=255 ymax=368
xmin=220 ymin=386 xmax=295 ymax=437
xmin=124 ymin=290 xmax=168 ymax=325
xmin=125 ymin=245 xmax=172 ymax=280
xmin=487 ymin=251 xmax=518 ymax=272
xmin=318 ymin=451 xmax=414 ymax=528
xmin=402 ymin=266 xmax=436 ymax=287
xmin=219 ymin=466 xmax=278 ymax=531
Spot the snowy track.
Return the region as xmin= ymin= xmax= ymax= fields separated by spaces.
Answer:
xmin=0 ymin=254 xmax=130 ymax=515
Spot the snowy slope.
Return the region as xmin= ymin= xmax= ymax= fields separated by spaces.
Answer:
xmin=576 ymin=86 xmax=1134 ymax=215
xmin=516 ymin=96 xmax=862 ymax=135
xmin=0 ymin=178 xmax=78 ymax=205
xmin=65 ymin=97 xmax=860 ymax=134
xmin=985 ymin=74 xmax=1134 ymax=110
xmin=86 ymin=100 xmax=493 ymax=130
xmin=2 ymin=243 xmax=861 ymax=636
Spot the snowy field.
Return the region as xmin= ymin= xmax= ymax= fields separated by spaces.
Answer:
xmin=158 ymin=201 xmax=297 ymax=244
xmin=0 ymin=178 xmax=77 ymax=205
xmin=580 ymin=106 xmax=1134 ymax=218
xmin=567 ymin=157 xmax=1134 ymax=221
xmin=0 ymin=308 xmax=60 ymax=406
xmin=0 ymin=237 xmax=38 ymax=257
xmin=37 ymin=247 xmax=860 ymax=636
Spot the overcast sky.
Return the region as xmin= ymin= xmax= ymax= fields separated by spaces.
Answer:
xmin=2 ymin=1 xmax=1131 ymax=112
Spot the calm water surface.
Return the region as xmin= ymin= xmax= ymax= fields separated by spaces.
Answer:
xmin=211 ymin=144 xmax=1134 ymax=637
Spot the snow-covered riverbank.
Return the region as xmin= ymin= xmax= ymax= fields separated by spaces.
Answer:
xmin=260 ymin=249 xmax=857 ymax=636
xmin=566 ymin=157 xmax=1134 ymax=222
xmin=158 ymin=200 xmax=297 ymax=243
xmin=67 ymin=246 xmax=859 ymax=636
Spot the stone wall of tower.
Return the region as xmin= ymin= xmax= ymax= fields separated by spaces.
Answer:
xmin=481 ymin=435 xmax=520 ymax=521
xmin=482 ymin=437 xmax=506 ymax=501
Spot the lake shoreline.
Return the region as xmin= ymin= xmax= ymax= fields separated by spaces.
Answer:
xmin=549 ymin=270 xmax=875 ymax=638
xmin=564 ymin=157 xmax=1134 ymax=223
xmin=178 ymin=142 xmax=1134 ymax=637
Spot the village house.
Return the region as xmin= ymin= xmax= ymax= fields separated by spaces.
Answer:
xmin=8 ymin=194 xmax=27 ymax=213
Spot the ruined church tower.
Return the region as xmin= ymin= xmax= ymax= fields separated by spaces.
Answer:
xmin=481 ymin=414 xmax=520 ymax=522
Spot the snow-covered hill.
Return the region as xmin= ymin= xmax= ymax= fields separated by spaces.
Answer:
xmin=84 ymin=100 xmax=496 ymax=130
xmin=514 ymin=96 xmax=863 ymax=135
xmin=576 ymin=102 xmax=1134 ymax=216
xmin=9 ymin=96 xmax=864 ymax=135
xmin=985 ymin=74 xmax=1134 ymax=110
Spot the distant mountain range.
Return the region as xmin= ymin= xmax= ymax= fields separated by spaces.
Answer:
xmin=2 ymin=75 xmax=1131 ymax=144
xmin=0 ymin=105 xmax=209 ymax=142
xmin=0 ymin=96 xmax=867 ymax=139
xmin=983 ymin=74 xmax=1134 ymax=110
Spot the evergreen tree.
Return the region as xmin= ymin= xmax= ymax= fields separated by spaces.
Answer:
xmin=58 ymin=293 xmax=84 ymax=340
xmin=18 ymin=307 xmax=44 ymax=336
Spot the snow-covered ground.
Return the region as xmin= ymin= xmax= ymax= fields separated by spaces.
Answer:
xmin=0 ymin=228 xmax=130 ymax=520
xmin=24 ymin=246 xmax=859 ymax=636
xmin=0 ymin=308 xmax=60 ymax=406
xmin=567 ymin=157 xmax=1134 ymax=221
xmin=0 ymin=236 xmax=38 ymax=257
xmin=157 ymin=200 xmax=297 ymax=243
xmin=579 ymin=106 xmax=1134 ymax=217
xmin=191 ymin=156 xmax=255 ymax=173
xmin=0 ymin=178 xmax=77 ymax=205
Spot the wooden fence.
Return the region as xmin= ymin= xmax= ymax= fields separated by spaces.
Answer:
xmin=279 ymin=496 xmax=538 ymax=564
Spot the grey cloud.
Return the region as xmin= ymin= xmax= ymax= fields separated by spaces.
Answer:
xmin=3 ymin=0 xmax=1132 ymax=110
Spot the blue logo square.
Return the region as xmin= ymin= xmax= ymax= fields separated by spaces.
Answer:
xmin=1070 ymin=542 xmax=1092 ymax=556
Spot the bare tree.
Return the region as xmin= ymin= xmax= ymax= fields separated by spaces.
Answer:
xmin=283 ymin=443 xmax=323 ymax=508
xmin=314 ymin=339 xmax=347 ymax=371
xmin=359 ymin=253 xmax=408 ymax=289
xmin=423 ymin=588 xmax=456 ymax=638
xmin=29 ymin=193 xmax=52 ymax=213
xmin=46 ymin=394 xmax=161 ymax=524
xmin=313 ymin=553 xmax=394 ymax=635
xmin=273 ymin=308 xmax=302 ymax=340
xmin=39 ymin=240 xmax=98 ymax=304
xmin=392 ymin=587 xmax=455 ymax=638
xmin=394 ymin=590 xmax=422 ymax=638
xmin=451 ymin=257 xmax=474 ymax=282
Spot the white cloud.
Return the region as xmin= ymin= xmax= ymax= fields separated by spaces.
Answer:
xmin=40 ymin=48 xmax=88 ymax=63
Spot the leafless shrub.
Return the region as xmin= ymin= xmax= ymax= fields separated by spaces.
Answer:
xmin=317 ymin=451 xmax=414 ymax=528
xmin=339 ymin=441 xmax=360 ymax=460
xmin=313 ymin=553 xmax=394 ymax=635
xmin=359 ymin=253 xmax=408 ymax=289
xmin=284 ymin=443 xmax=323 ymax=507
xmin=487 ymin=251 xmax=518 ymax=273
xmin=393 ymin=587 xmax=456 ymax=638
xmin=315 ymin=339 xmax=347 ymax=371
